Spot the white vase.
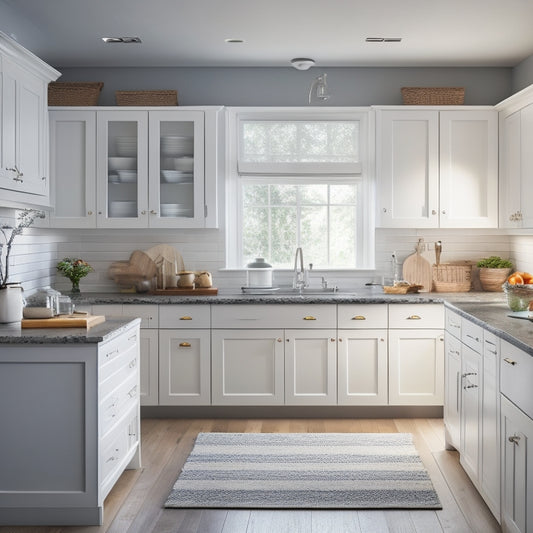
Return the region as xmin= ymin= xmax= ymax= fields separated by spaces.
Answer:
xmin=0 ymin=285 xmax=24 ymax=323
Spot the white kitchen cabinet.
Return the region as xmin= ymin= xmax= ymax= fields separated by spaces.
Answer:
xmin=375 ymin=107 xmax=498 ymax=228
xmin=211 ymin=328 xmax=285 ymax=405
xmin=0 ymin=31 xmax=59 ymax=207
xmin=0 ymin=319 xmax=140 ymax=526
xmin=159 ymin=329 xmax=210 ymax=405
xmin=444 ymin=330 xmax=462 ymax=450
xmin=285 ymin=329 xmax=337 ymax=405
xmin=337 ymin=304 xmax=388 ymax=405
xmin=48 ymin=106 xmax=222 ymax=228
xmin=460 ymin=343 xmax=481 ymax=482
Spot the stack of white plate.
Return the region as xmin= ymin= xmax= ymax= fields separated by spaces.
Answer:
xmin=115 ymin=137 xmax=137 ymax=157
xmin=174 ymin=156 xmax=194 ymax=171
xmin=117 ymin=169 xmax=138 ymax=182
xmin=161 ymin=136 xmax=193 ymax=157
xmin=108 ymin=157 xmax=136 ymax=171
xmin=160 ymin=170 xmax=193 ymax=183
xmin=109 ymin=201 xmax=137 ymax=218
xmin=160 ymin=203 xmax=193 ymax=217
xmin=108 ymin=173 xmax=120 ymax=183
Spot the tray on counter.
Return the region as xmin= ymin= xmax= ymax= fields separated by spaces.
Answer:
xmin=508 ymin=311 xmax=533 ymax=321
xmin=150 ymin=287 xmax=218 ymax=296
xmin=21 ymin=314 xmax=106 ymax=329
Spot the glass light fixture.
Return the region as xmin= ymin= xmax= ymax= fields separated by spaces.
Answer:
xmin=308 ymin=73 xmax=331 ymax=104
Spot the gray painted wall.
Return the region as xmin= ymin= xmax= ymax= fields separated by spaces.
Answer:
xmin=513 ymin=54 xmax=533 ymax=93
xmin=57 ymin=66 xmax=512 ymax=107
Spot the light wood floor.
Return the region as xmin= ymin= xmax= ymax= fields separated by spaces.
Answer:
xmin=0 ymin=417 xmax=502 ymax=533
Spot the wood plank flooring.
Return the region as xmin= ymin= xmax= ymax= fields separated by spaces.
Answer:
xmin=0 ymin=418 xmax=502 ymax=533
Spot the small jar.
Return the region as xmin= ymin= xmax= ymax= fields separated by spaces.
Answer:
xmin=246 ymin=258 xmax=273 ymax=288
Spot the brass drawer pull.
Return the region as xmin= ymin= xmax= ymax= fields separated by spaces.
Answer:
xmin=179 ymin=342 xmax=192 ymax=347
xmin=180 ymin=316 xmax=193 ymax=320
xmin=352 ymin=315 xmax=366 ymax=320
xmin=303 ymin=316 xmax=317 ymax=320
xmin=407 ymin=315 xmax=421 ymax=320
xmin=504 ymin=358 xmax=517 ymax=366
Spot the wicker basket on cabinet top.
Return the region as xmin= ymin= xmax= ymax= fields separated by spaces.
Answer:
xmin=48 ymin=82 xmax=104 ymax=106
xmin=401 ymin=87 xmax=465 ymax=105
xmin=432 ymin=262 xmax=472 ymax=292
xmin=115 ymin=90 xmax=178 ymax=106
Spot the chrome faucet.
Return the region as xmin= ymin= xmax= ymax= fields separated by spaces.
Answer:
xmin=292 ymin=247 xmax=308 ymax=291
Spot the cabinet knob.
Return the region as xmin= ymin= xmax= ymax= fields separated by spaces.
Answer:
xmin=277 ymin=338 xmax=282 ymax=342
xmin=141 ymin=210 xmax=146 ymax=215
xmin=330 ymin=338 xmax=336 ymax=342
xmin=431 ymin=210 xmax=437 ymax=215
xmin=150 ymin=210 xmax=158 ymax=215
xmin=41 ymin=176 xmax=47 ymax=181
xmin=382 ymin=208 xmax=387 ymax=213
xmin=509 ymin=435 xmax=521 ymax=445
xmin=441 ymin=210 xmax=446 ymax=215
xmin=87 ymin=210 xmax=93 ymax=215
xmin=503 ymin=357 xmax=517 ymax=366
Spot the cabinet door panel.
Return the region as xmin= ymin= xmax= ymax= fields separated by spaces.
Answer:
xmin=285 ymin=329 xmax=337 ymax=405
xmin=444 ymin=331 xmax=461 ymax=450
xmin=338 ymin=329 xmax=387 ymax=405
xmin=388 ymin=329 xmax=444 ymax=405
xmin=377 ymin=110 xmax=439 ymax=228
xmin=439 ymin=110 xmax=498 ymax=228
xmin=211 ymin=329 xmax=284 ymax=405
xmin=139 ymin=329 xmax=158 ymax=406
xmin=159 ymin=329 xmax=210 ymax=405
xmin=520 ymin=104 xmax=533 ymax=228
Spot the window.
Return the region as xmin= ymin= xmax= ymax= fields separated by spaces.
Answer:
xmin=226 ymin=108 xmax=374 ymax=270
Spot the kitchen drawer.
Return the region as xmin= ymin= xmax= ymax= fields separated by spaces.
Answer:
xmin=211 ymin=304 xmax=336 ymax=329
xmin=159 ymin=304 xmax=210 ymax=328
xmin=501 ymin=340 xmax=533 ymax=419
xmin=445 ymin=308 xmax=462 ymax=339
xmin=388 ymin=304 xmax=444 ymax=329
xmin=100 ymin=371 xmax=138 ymax=437
xmin=100 ymin=346 xmax=138 ymax=398
xmin=122 ymin=304 xmax=159 ymax=328
xmin=461 ymin=317 xmax=483 ymax=354
xmin=338 ymin=304 xmax=388 ymax=329
xmin=99 ymin=327 xmax=139 ymax=379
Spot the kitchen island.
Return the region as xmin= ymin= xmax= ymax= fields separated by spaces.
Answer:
xmin=0 ymin=317 xmax=141 ymax=526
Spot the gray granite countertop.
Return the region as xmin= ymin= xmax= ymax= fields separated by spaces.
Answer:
xmin=71 ymin=287 xmax=507 ymax=306
xmin=445 ymin=300 xmax=533 ymax=356
xmin=0 ymin=316 xmax=140 ymax=344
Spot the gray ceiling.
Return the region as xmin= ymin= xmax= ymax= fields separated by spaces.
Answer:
xmin=2 ymin=0 xmax=533 ymax=69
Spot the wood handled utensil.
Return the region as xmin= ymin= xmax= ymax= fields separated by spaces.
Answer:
xmin=435 ymin=241 xmax=442 ymax=266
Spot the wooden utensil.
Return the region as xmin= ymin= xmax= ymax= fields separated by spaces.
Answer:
xmin=402 ymin=240 xmax=433 ymax=292
xmin=435 ymin=241 xmax=442 ymax=266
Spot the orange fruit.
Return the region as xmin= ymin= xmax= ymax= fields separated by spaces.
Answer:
xmin=521 ymin=272 xmax=533 ymax=283
xmin=508 ymin=272 xmax=525 ymax=285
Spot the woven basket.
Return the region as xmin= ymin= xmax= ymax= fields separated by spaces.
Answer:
xmin=115 ymin=90 xmax=178 ymax=106
xmin=401 ymin=87 xmax=465 ymax=105
xmin=432 ymin=262 xmax=472 ymax=292
xmin=48 ymin=82 xmax=104 ymax=106
xmin=479 ymin=267 xmax=512 ymax=292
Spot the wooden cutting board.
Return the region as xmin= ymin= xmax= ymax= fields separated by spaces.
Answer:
xmin=21 ymin=314 xmax=106 ymax=329
xmin=402 ymin=248 xmax=433 ymax=292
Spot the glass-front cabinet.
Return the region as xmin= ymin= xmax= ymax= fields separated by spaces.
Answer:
xmin=49 ymin=106 xmax=221 ymax=229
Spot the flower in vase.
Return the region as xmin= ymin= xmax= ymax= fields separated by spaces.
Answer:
xmin=56 ymin=258 xmax=94 ymax=293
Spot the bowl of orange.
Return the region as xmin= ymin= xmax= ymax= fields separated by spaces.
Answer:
xmin=503 ymin=271 xmax=533 ymax=311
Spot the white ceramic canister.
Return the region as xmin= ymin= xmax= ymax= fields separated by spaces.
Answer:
xmin=0 ymin=284 xmax=24 ymax=323
xmin=246 ymin=258 xmax=273 ymax=288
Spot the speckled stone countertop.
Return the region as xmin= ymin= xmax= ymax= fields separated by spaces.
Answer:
xmin=70 ymin=287 xmax=507 ymax=306
xmin=0 ymin=317 xmax=140 ymax=344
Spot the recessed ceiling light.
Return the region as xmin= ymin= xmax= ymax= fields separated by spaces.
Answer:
xmin=225 ymin=38 xmax=245 ymax=44
xmin=102 ymin=36 xmax=142 ymax=44
xmin=290 ymin=58 xmax=315 ymax=70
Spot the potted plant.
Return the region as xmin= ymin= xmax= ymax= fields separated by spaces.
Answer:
xmin=0 ymin=209 xmax=45 ymax=322
xmin=57 ymin=258 xmax=94 ymax=293
xmin=476 ymin=256 xmax=513 ymax=291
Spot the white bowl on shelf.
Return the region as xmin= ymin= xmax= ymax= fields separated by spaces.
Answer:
xmin=160 ymin=170 xmax=193 ymax=183
xmin=160 ymin=203 xmax=192 ymax=217
xmin=161 ymin=136 xmax=193 ymax=157
xmin=117 ymin=169 xmax=138 ymax=182
xmin=108 ymin=157 xmax=137 ymax=171
xmin=115 ymin=137 xmax=137 ymax=157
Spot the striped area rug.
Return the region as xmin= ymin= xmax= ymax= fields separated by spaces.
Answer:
xmin=164 ymin=432 xmax=442 ymax=509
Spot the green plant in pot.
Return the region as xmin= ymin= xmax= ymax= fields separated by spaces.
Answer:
xmin=476 ymin=256 xmax=513 ymax=292
xmin=56 ymin=258 xmax=93 ymax=293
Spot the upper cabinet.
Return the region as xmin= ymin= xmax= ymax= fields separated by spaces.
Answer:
xmin=497 ymin=86 xmax=533 ymax=229
xmin=375 ymin=107 xmax=498 ymax=228
xmin=0 ymin=31 xmax=60 ymax=207
xmin=49 ymin=106 xmax=223 ymax=228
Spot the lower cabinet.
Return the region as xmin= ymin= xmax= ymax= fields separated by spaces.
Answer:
xmin=285 ymin=329 xmax=337 ymax=405
xmin=159 ymin=329 xmax=211 ymax=405
xmin=444 ymin=330 xmax=462 ymax=449
xmin=211 ymin=329 xmax=285 ymax=405
xmin=139 ymin=329 xmax=159 ymax=405
xmin=388 ymin=329 xmax=444 ymax=405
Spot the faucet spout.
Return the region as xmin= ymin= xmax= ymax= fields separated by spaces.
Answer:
xmin=292 ymin=247 xmax=307 ymax=290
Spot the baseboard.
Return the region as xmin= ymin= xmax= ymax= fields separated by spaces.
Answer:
xmin=141 ymin=405 xmax=443 ymax=419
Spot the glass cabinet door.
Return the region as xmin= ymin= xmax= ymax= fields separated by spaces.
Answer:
xmin=148 ymin=110 xmax=205 ymax=228
xmin=96 ymin=110 xmax=148 ymax=228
